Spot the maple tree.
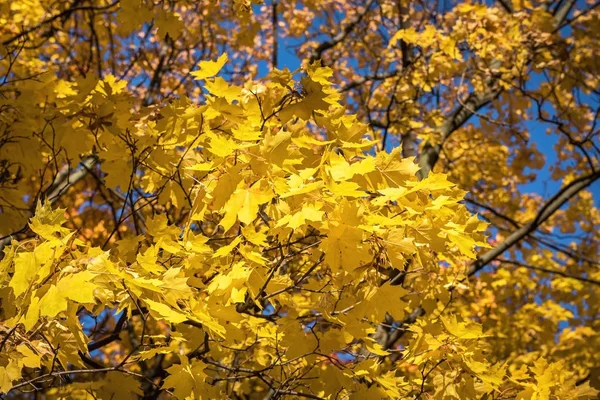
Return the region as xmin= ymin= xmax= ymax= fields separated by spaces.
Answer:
xmin=0 ymin=0 xmax=599 ymax=398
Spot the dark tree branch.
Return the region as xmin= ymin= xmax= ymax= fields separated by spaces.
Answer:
xmin=417 ymin=0 xmax=579 ymax=178
xmin=496 ymin=0 xmax=514 ymax=13
xmin=468 ymin=171 xmax=600 ymax=276
xmin=272 ymin=1 xmax=278 ymax=69
xmin=309 ymin=0 xmax=377 ymax=64
xmin=2 ymin=1 xmax=120 ymax=46
xmin=0 ymin=155 xmax=97 ymax=255
xmin=499 ymin=258 xmax=600 ymax=286
xmin=382 ymin=170 xmax=600 ymax=351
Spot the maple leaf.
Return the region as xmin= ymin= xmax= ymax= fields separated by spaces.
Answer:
xmin=321 ymin=224 xmax=371 ymax=272
xmin=191 ymin=53 xmax=228 ymax=80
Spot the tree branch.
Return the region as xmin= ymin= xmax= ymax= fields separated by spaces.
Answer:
xmin=2 ymin=1 xmax=120 ymax=46
xmin=499 ymin=258 xmax=600 ymax=286
xmin=418 ymin=74 xmax=503 ymax=178
xmin=45 ymin=156 xmax=98 ymax=202
xmin=8 ymin=366 xmax=145 ymax=393
xmin=417 ymin=0 xmax=579 ymax=178
xmin=468 ymin=171 xmax=600 ymax=276
xmin=0 ymin=155 xmax=97 ymax=255
xmin=496 ymin=0 xmax=514 ymax=13
xmin=309 ymin=0 xmax=377 ymax=64
xmin=272 ymin=1 xmax=278 ymax=69
xmin=382 ymin=170 xmax=600 ymax=351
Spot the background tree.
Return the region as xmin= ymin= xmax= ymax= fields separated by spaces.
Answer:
xmin=0 ymin=0 xmax=599 ymax=398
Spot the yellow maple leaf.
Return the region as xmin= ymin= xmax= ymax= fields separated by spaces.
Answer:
xmin=220 ymin=181 xmax=274 ymax=231
xmin=204 ymin=76 xmax=243 ymax=102
xmin=144 ymin=298 xmax=188 ymax=324
xmin=230 ymin=287 xmax=247 ymax=304
xmin=163 ymin=359 xmax=207 ymax=399
xmin=321 ymin=224 xmax=370 ymax=272
xmin=191 ymin=53 xmax=228 ymax=80
xmin=16 ymin=344 xmax=41 ymax=369
xmin=39 ymin=285 xmax=68 ymax=318
xmin=241 ymin=225 xmax=268 ymax=246
xmin=28 ymin=201 xmax=70 ymax=241
xmin=441 ymin=315 xmax=484 ymax=339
